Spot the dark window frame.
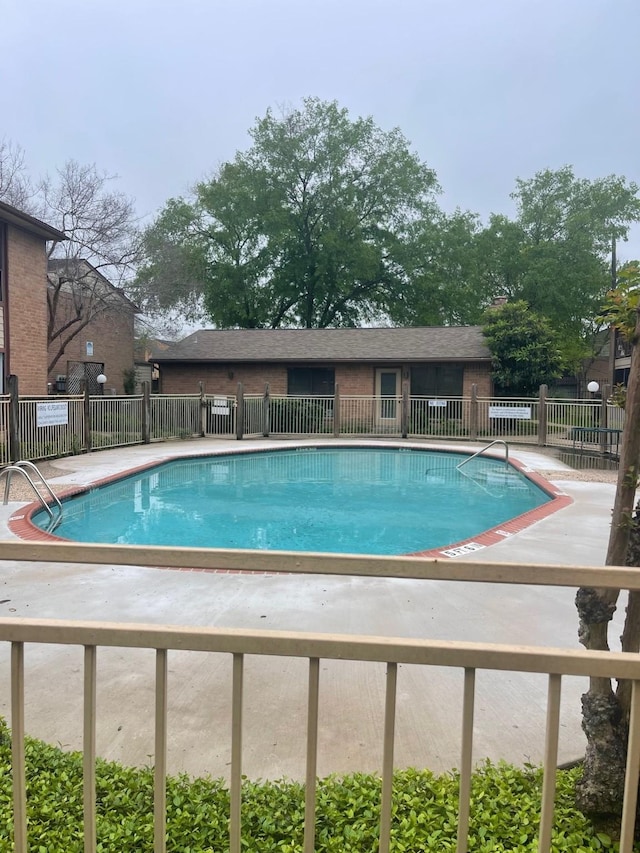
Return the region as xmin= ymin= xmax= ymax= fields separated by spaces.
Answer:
xmin=287 ymin=367 xmax=336 ymax=396
xmin=410 ymin=363 xmax=464 ymax=397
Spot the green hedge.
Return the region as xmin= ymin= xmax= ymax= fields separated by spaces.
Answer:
xmin=0 ymin=720 xmax=630 ymax=851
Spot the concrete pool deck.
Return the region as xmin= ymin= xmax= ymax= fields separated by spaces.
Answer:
xmin=0 ymin=438 xmax=624 ymax=781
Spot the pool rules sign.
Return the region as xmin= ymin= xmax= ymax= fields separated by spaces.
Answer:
xmin=36 ymin=401 xmax=68 ymax=427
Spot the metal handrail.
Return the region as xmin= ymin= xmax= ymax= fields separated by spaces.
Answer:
xmin=0 ymin=460 xmax=63 ymax=528
xmin=456 ymin=439 xmax=509 ymax=469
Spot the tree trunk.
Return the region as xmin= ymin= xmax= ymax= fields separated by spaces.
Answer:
xmin=575 ymin=304 xmax=640 ymax=825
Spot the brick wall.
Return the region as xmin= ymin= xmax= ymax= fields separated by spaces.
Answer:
xmin=6 ymin=225 xmax=48 ymax=394
xmin=159 ymin=362 xmax=493 ymax=397
xmin=462 ymin=363 xmax=493 ymax=397
xmin=47 ymin=292 xmax=136 ymax=394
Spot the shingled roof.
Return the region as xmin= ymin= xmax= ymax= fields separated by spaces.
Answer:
xmin=153 ymin=326 xmax=491 ymax=363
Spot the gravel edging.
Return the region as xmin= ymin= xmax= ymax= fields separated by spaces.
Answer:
xmin=537 ymin=469 xmax=618 ymax=484
xmin=2 ymin=461 xmax=73 ymax=502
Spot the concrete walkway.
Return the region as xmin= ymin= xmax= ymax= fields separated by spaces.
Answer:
xmin=0 ymin=439 xmax=623 ymax=781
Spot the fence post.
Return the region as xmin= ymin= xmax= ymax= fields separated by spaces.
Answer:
xmin=262 ymin=384 xmax=270 ymax=437
xmin=198 ymin=382 xmax=206 ymax=438
xmin=469 ymin=384 xmax=478 ymax=441
xmin=142 ymin=382 xmax=151 ymax=444
xmin=236 ymin=383 xmax=244 ymax=440
xmin=8 ymin=375 xmax=19 ymax=462
xmin=600 ymin=383 xmax=610 ymax=453
xmin=333 ymin=384 xmax=341 ymax=438
xmin=600 ymin=384 xmax=610 ymax=428
xmin=538 ymin=385 xmax=548 ymax=446
xmin=82 ymin=380 xmax=92 ymax=452
xmin=401 ymin=381 xmax=409 ymax=439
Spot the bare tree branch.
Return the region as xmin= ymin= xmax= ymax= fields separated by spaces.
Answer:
xmin=36 ymin=161 xmax=141 ymax=375
xmin=0 ymin=139 xmax=34 ymax=209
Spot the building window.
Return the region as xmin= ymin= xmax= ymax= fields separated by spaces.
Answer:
xmin=615 ymin=329 xmax=632 ymax=359
xmin=411 ymin=364 xmax=463 ymax=397
xmin=287 ymin=367 xmax=335 ymax=396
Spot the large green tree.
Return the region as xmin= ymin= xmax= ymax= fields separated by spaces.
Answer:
xmin=135 ymin=98 xmax=439 ymax=329
xmin=481 ymin=299 xmax=564 ymax=395
xmin=394 ymin=168 xmax=640 ymax=376
xmin=390 ymin=210 xmax=486 ymax=326
xmin=486 ymin=168 xmax=640 ymax=374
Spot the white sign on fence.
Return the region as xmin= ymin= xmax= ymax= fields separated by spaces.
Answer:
xmin=428 ymin=399 xmax=447 ymax=408
xmin=211 ymin=397 xmax=230 ymax=416
xmin=36 ymin=401 xmax=68 ymax=427
xmin=488 ymin=405 xmax=531 ymax=420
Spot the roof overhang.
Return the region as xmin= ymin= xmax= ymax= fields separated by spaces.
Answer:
xmin=154 ymin=356 xmax=491 ymax=365
xmin=0 ymin=200 xmax=66 ymax=242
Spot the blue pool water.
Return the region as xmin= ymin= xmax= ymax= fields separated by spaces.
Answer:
xmin=33 ymin=447 xmax=551 ymax=555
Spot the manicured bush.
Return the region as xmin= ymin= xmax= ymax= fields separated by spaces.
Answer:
xmin=0 ymin=722 xmax=632 ymax=851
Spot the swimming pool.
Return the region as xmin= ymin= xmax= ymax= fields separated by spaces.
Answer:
xmin=31 ymin=447 xmax=553 ymax=556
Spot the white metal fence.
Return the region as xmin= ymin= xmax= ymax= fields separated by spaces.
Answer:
xmin=149 ymin=394 xmax=201 ymax=442
xmin=1 ymin=541 xmax=639 ymax=853
xmin=90 ymin=395 xmax=144 ymax=450
xmin=408 ymin=396 xmax=470 ymax=439
xmin=17 ymin=395 xmax=85 ymax=460
xmin=477 ymin=397 xmax=540 ymax=443
xmin=0 ymin=395 xmax=9 ymax=465
xmin=205 ymin=393 xmax=237 ymax=437
xmin=242 ymin=394 xmax=265 ymax=438
xmin=269 ymin=395 xmax=335 ymax=435
xmin=0 ymin=390 xmax=626 ymax=464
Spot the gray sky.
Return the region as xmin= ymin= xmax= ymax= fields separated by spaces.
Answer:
xmin=3 ymin=0 xmax=639 ymax=259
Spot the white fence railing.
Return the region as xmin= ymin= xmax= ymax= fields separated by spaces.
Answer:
xmin=0 ymin=395 xmax=9 ymax=466
xmin=149 ymin=394 xmax=201 ymax=441
xmin=17 ymin=395 xmax=85 ymax=460
xmin=0 ymin=390 xmax=626 ymax=464
xmin=269 ymin=395 xmax=335 ymax=435
xmin=477 ymin=397 xmax=540 ymax=443
xmin=241 ymin=394 xmax=265 ymax=438
xmin=205 ymin=393 xmax=236 ymax=437
xmin=90 ymin=395 xmax=144 ymax=449
xmin=408 ymin=396 xmax=470 ymax=439
xmin=1 ymin=541 xmax=639 ymax=853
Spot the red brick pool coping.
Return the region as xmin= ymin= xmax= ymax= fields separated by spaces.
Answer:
xmin=407 ymin=459 xmax=572 ymax=558
xmin=8 ymin=448 xmax=573 ymax=564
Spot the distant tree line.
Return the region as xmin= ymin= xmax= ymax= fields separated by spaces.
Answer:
xmin=133 ymin=97 xmax=640 ymax=390
xmin=3 ymin=99 xmax=640 ymax=388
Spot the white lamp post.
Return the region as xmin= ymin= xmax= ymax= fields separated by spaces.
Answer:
xmin=96 ymin=373 xmax=107 ymax=396
xmin=587 ymin=380 xmax=601 ymax=429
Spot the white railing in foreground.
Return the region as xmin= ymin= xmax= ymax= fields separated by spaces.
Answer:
xmin=0 ymin=395 xmax=9 ymax=465
xmin=2 ymin=541 xmax=640 ymax=853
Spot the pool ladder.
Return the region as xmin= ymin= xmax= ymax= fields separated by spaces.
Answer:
xmin=0 ymin=460 xmax=63 ymax=531
xmin=456 ymin=439 xmax=509 ymax=469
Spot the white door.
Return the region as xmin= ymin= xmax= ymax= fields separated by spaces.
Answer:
xmin=375 ymin=368 xmax=402 ymax=427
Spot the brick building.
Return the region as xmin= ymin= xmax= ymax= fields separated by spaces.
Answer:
xmin=0 ymin=200 xmax=66 ymax=394
xmin=152 ymin=327 xmax=494 ymax=399
xmin=47 ymin=259 xmax=138 ymax=395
